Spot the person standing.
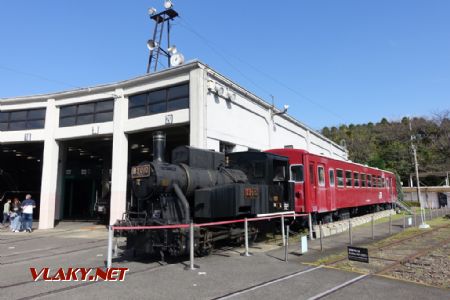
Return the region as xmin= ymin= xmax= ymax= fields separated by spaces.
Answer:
xmin=21 ymin=194 xmax=36 ymax=233
xmin=10 ymin=198 xmax=22 ymax=232
xmin=2 ymin=199 xmax=11 ymax=225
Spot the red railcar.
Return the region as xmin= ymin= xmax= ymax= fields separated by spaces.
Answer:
xmin=266 ymin=149 xmax=397 ymax=222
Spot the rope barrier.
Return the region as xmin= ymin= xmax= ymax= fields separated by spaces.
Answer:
xmin=107 ymin=212 xmax=309 ymax=269
xmin=111 ymin=213 xmax=308 ymax=231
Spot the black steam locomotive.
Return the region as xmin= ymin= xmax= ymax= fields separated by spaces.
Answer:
xmin=117 ymin=132 xmax=294 ymax=257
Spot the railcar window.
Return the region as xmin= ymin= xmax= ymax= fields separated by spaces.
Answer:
xmin=354 ymin=172 xmax=360 ymax=187
xmin=336 ymin=169 xmax=344 ymax=187
xmin=345 ymin=171 xmax=353 ymax=187
xmin=367 ymin=174 xmax=372 ymax=187
xmin=382 ymin=177 xmax=386 ymax=187
xmin=377 ymin=176 xmax=382 ymax=187
xmin=290 ymin=165 xmax=304 ymax=182
xmin=361 ymin=174 xmax=366 ymax=187
xmin=318 ymin=166 xmax=325 ymax=186
xmin=372 ymin=176 xmax=377 ymax=187
xmin=329 ymin=169 xmax=335 ymax=187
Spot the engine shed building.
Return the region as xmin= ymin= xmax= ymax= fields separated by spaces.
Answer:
xmin=0 ymin=60 xmax=348 ymax=228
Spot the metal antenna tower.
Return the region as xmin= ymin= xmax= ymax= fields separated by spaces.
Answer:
xmin=146 ymin=1 xmax=181 ymax=73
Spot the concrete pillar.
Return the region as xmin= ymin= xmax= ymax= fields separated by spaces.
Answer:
xmin=54 ymin=143 xmax=67 ymax=220
xmin=189 ymin=68 xmax=206 ymax=148
xmin=109 ymin=89 xmax=129 ymax=225
xmin=38 ymin=99 xmax=60 ymax=229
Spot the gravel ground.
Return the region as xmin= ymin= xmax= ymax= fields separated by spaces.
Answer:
xmin=325 ymin=215 xmax=450 ymax=290
xmin=389 ymin=242 xmax=450 ymax=288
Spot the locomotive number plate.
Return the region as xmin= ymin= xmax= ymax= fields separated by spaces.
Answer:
xmin=244 ymin=187 xmax=259 ymax=200
xmin=131 ymin=164 xmax=151 ymax=179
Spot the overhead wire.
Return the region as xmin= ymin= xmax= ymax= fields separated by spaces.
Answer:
xmin=176 ymin=17 xmax=346 ymax=123
xmin=175 ymin=18 xmax=275 ymax=99
xmin=0 ymin=64 xmax=119 ymax=99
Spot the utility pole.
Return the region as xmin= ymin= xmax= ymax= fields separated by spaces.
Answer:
xmin=409 ymin=118 xmax=430 ymax=229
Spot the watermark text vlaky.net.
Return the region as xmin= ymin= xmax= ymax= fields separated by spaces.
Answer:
xmin=30 ymin=267 xmax=129 ymax=282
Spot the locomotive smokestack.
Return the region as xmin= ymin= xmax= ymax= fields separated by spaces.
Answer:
xmin=152 ymin=131 xmax=166 ymax=162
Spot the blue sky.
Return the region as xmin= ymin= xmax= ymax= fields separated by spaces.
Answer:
xmin=1 ymin=1 xmax=449 ymax=129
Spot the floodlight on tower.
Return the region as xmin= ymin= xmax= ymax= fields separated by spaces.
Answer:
xmin=164 ymin=0 xmax=173 ymax=9
xmin=147 ymin=40 xmax=158 ymax=50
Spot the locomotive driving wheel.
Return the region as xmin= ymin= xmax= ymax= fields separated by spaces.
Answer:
xmin=195 ymin=228 xmax=213 ymax=257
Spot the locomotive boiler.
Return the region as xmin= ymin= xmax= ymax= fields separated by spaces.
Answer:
xmin=117 ymin=131 xmax=294 ymax=257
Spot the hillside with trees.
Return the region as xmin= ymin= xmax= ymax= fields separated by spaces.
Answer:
xmin=321 ymin=111 xmax=450 ymax=186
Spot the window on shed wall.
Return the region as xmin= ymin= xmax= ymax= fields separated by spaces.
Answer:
xmin=0 ymin=108 xmax=46 ymax=131
xmin=128 ymin=83 xmax=189 ymax=118
xmin=318 ymin=166 xmax=325 ymax=186
xmin=345 ymin=170 xmax=353 ymax=187
xmin=329 ymin=169 xmax=335 ymax=187
xmin=290 ymin=165 xmax=304 ymax=182
xmin=367 ymin=174 xmax=372 ymax=187
xmin=361 ymin=174 xmax=366 ymax=187
xmin=354 ymin=172 xmax=360 ymax=187
xmin=336 ymin=169 xmax=344 ymax=187
xmin=59 ymin=99 xmax=114 ymax=127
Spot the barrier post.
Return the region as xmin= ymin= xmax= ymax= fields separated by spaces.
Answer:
xmin=284 ymin=225 xmax=290 ymax=262
xmin=186 ymin=221 xmax=199 ymax=271
xmin=107 ymin=225 xmax=113 ymax=268
xmin=371 ymin=214 xmax=375 ymax=240
xmin=319 ymin=221 xmax=323 ymax=252
xmin=414 ymin=208 xmax=417 ymax=227
xmin=389 ymin=213 xmax=392 ymax=235
xmin=241 ymin=218 xmax=252 ymax=257
xmin=348 ymin=219 xmax=352 ymax=245
xmin=308 ymin=213 xmax=314 ymax=240
xmin=281 ymin=215 xmax=285 ymax=246
xmin=403 ymin=213 xmax=406 ymax=230
xmin=430 ymin=209 xmax=433 ymax=220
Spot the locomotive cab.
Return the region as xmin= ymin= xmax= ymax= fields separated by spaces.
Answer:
xmin=226 ymin=152 xmax=295 ymax=213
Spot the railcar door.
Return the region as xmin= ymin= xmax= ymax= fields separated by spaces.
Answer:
xmin=290 ymin=164 xmax=305 ymax=212
xmin=327 ymin=168 xmax=336 ymax=211
xmin=316 ymin=164 xmax=327 ymax=212
xmin=308 ymin=162 xmax=318 ymax=212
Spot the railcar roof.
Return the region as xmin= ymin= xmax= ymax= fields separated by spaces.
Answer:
xmin=266 ymin=148 xmax=395 ymax=175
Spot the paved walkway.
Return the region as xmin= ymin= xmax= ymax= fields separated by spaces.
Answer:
xmin=0 ymin=215 xmax=448 ymax=299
